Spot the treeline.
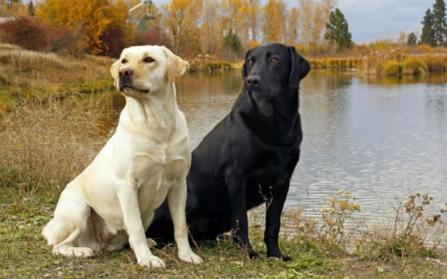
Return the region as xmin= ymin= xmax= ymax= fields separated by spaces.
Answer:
xmin=0 ymin=0 xmax=339 ymax=58
xmin=0 ymin=0 xmax=446 ymax=60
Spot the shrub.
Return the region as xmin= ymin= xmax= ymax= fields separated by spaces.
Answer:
xmin=402 ymin=57 xmax=428 ymax=76
xmin=0 ymin=17 xmax=48 ymax=51
xmin=380 ymin=60 xmax=402 ymax=76
xmin=423 ymin=55 xmax=447 ymax=73
xmin=134 ymin=28 xmax=172 ymax=52
xmin=356 ymin=193 xmax=447 ymax=262
xmin=0 ymin=17 xmax=85 ymax=56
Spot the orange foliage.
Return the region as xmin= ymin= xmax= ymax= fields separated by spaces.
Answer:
xmin=36 ymin=0 xmax=129 ymax=55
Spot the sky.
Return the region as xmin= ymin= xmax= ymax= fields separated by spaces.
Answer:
xmin=336 ymin=0 xmax=430 ymax=42
xmin=151 ymin=0 xmax=433 ymax=43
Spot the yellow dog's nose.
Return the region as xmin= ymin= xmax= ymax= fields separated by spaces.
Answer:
xmin=119 ymin=68 xmax=133 ymax=77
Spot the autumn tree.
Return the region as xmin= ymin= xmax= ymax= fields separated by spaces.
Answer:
xmin=325 ymin=8 xmax=352 ymax=51
xmin=263 ymin=0 xmax=286 ymax=43
xmin=221 ymin=0 xmax=244 ymax=35
xmin=200 ymin=0 xmax=223 ymax=55
xmin=298 ymin=0 xmax=335 ymax=48
xmin=37 ymin=0 xmax=130 ymax=55
xmin=164 ymin=0 xmax=203 ymax=56
xmin=1 ymin=0 xmax=27 ymax=16
xmin=246 ymin=0 xmax=260 ymax=41
xmin=287 ymin=7 xmax=299 ymax=45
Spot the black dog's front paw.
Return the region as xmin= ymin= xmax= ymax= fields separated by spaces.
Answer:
xmin=267 ymin=251 xmax=292 ymax=261
xmin=248 ymin=249 xmax=260 ymax=259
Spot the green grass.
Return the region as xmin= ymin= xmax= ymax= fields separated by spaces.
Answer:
xmin=0 ymin=44 xmax=114 ymax=113
xmin=0 ymin=188 xmax=337 ymax=279
xmin=1 ymin=180 xmax=446 ymax=278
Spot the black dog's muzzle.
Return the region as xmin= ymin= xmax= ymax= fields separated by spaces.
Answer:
xmin=245 ymin=75 xmax=261 ymax=91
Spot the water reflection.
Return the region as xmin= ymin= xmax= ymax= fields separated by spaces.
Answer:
xmin=89 ymin=71 xmax=447 ymax=221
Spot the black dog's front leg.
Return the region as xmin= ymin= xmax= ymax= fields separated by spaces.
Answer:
xmin=227 ymin=175 xmax=259 ymax=259
xmin=264 ymin=181 xmax=291 ymax=261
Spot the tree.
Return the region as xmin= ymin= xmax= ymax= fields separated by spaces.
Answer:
xmin=200 ymin=0 xmax=222 ymax=55
xmin=246 ymin=0 xmax=260 ymax=41
xmin=28 ymin=0 xmax=34 ymax=16
xmin=287 ymin=7 xmax=299 ymax=45
xmin=432 ymin=0 xmax=447 ymax=46
xmin=298 ymin=0 xmax=335 ymax=48
xmin=164 ymin=0 xmax=203 ymax=56
xmin=407 ymin=32 xmax=417 ymax=45
xmin=223 ymin=29 xmax=242 ymax=60
xmin=37 ymin=0 xmax=130 ymax=55
xmin=263 ymin=0 xmax=286 ymax=43
xmin=420 ymin=9 xmax=436 ymax=46
xmin=324 ymin=8 xmax=352 ymax=51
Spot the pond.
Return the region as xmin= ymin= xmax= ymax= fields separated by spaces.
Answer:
xmin=101 ymin=71 xmax=447 ymax=221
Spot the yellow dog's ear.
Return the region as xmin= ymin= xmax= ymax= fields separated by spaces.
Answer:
xmin=110 ymin=59 xmax=120 ymax=80
xmin=163 ymin=46 xmax=189 ymax=82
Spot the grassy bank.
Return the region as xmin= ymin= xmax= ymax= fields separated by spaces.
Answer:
xmin=188 ymin=54 xmax=447 ymax=78
xmin=1 ymin=172 xmax=446 ymax=278
xmin=1 ymin=45 xmax=446 ymax=278
xmin=0 ymin=43 xmax=113 ymax=113
xmin=0 ymin=99 xmax=446 ymax=277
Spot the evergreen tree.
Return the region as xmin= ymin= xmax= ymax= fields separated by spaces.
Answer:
xmin=420 ymin=9 xmax=436 ymax=46
xmin=223 ymin=30 xmax=242 ymax=60
xmin=407 ymin=32 xmax=417 ymax=45
xmin=432 ymin=0 xmax=447 ymax=46
xmin=324 ymin=8 xmax=353 ymax=51
xmin=28 ymin=1 xmax=35 ymax=16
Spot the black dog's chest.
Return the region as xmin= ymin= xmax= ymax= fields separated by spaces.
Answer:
xmin=246 ymin=147 xmax=297 ymax=183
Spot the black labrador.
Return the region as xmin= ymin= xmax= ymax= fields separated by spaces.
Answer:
xmin=148 ymin=43 xmax=310 ymax=260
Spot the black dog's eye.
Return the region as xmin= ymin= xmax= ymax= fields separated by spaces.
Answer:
xmin=247 ymin=58 xmax=255 ymax=66
xmin=270 ymin=57 xmax=280 ymax=64
xmin=143 ymin=57 xmax=155 ymax=63
xmin=121 ymin=58 xmax=128 ymax=64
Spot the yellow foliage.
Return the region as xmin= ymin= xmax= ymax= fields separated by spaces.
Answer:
xmin=402 ymin=58 xmax=428 ymax=76
xmin=263 ymin=0 xmax=286 ymax=43
xmin=165 ymin=0 xmax=203 ymax=56
xmin=36 ymin=0 xmax=129 ymax=55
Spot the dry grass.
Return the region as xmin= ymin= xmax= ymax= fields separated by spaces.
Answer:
xmin=0 ymin=98 xmax=111 ymax=194
xmin=0 ymin=43 xmax=113 ymax=113
xmin=304 ymin=44 xmax=447 ymax=77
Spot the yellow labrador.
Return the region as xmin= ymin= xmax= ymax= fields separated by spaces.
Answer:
xmin=42 ymin=45 xmax=202 ymax=268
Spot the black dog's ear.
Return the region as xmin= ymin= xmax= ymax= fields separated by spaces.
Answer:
xmin=242 ymin=48 xmax=253 ymax=78
xmin=289 ymin=46 xmax=310 ymax=88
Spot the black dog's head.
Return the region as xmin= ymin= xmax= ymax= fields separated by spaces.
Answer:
xmin=242 ymin=43 xmax=310 ymax=99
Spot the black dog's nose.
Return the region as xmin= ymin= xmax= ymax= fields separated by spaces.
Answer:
xmin=119 ymin=68 xmax=133 ymax=77
xmin=245 ymin=75 xmax=260 ymax=88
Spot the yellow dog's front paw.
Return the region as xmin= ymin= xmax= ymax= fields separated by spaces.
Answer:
xmin=137 ymin=255 xmax=166 ymax=268
xmin=179 ymin=250 xmax=203 ymax=264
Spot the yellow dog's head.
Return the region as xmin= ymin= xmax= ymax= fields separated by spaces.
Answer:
xmin=111 ymin=45 xmax=189 ymax=96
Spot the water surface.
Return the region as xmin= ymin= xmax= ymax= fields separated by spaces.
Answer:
xmin=100 ymin=71 xmax=447 ymax=221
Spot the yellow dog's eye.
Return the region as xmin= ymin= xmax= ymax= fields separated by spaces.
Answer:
xmin=143 ymin=57 xmax=155 ymax=63
xmin=271 ymin=57 xmax=279 ymax=64
xmin=121 ymin=58 xmax=128 ymax=64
